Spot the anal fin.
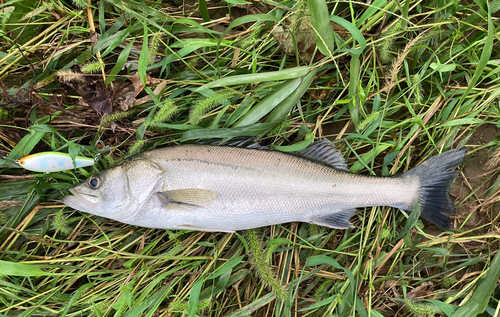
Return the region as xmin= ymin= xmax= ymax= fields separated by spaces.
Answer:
xmin=311 ymin=209 xmax=356 ymax=229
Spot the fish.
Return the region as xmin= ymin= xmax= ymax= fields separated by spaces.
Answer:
xmin=62 ymin=139 xmax=466 ymax=232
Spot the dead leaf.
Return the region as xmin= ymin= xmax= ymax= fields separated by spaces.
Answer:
xmin=113 ymin=81 xmax=136 ymax=111
xmin=58 ymin=67 xmax=112 ymax=115
xmin=272 ymin=16 xmax=349 ymax=63
xmin=133 ymin=79 xmax=168 ymax=107
xmin=129 ymin=72 xmax=144 ymax=98
xmin=406 ymin=282 xmax=434 ymax=300
xmin=110 ymin=73 xmax=169 ymax=111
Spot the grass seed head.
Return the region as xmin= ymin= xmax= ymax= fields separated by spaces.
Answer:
xmin=128 ymin=139 xmax=147 ymax=155
xmin=241 ymin=24 xmax=264 ymax=50
xmin=404 ymin=300 xmax=433 ymax=316
xmin=148 ymin=33 xmax=162 ymax=66
xmin=100 ymin=110 xmax=137 ymax=127
xmin=189 ymin=90 xmax=236 ymax=125
xmin=441 ymin=276 xmax=458 ymax=288
xmin=72 ymin=0 xmax=88 ymax=8
xmin=380 ymin=227 xmax=391 ymax=239
xmin=314 ymin=280 xmax=333 ymax=301
xmin=358 ymin=111 xmax=381 ymax=131
xmin=378 ymin=20 xmax=402 ymax=64
xmin=148 ymin=100 xmax=179 ymax=126
xmin=267 ymin=120 xmax=293 ymax=138
xmin=57 ymin=69 xmax=85 ymax=83
xmin=169 ymin=299 xmax=211 ymax=314
xmin=246 ymin=229 xmax=287 ymax=300
xmin=412 ymin=75 xmax=424 ymax=104
xmin=51 ymin=210 xmax=72 ymax=235
xmin=0 ymin=211 xmax=7 ymax=224
xmin=486 ymin=147 xmax=500 ymax=169
xmin=20 ymin=3 xmax=55 ymax=21
xmin=81 ymin=61 xmax=104 ymax=74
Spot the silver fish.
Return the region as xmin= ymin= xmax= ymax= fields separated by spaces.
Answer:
xmin=62 ymin=140 xmax=466 ymax=232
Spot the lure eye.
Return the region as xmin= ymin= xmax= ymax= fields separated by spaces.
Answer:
xmin=87 ymin=175 xmax=103 ymax=189
xmin=19 ymin=160 xmax=25 ymax=166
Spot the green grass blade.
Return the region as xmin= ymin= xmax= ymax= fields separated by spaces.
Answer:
xmin=7 ymin=131 xmax=45 ymax=160
xmin=394 ymin=202 xmax=421 ymax=240
xmin=207 ymin=255 xmax=245 ymax=280
xmin=330 ymin=15 xmax=366 ymax=53
xmin=152 ymin=123 xmax=203 ymax=131
xmin=451 ymin=249 xmax=500 ymax=317
xmin=198 ymin=0 xmax=210 ymax=22
xmin=60 ymin=283 xmax=95 ymax=317
xmin=350 ymin=142 xmax=392 ymax=173
xmin=234 ymin=78 xmax=302 ymax=127
xmin=457 ymin=0 xmax=494 ymax=106
xmin=181 ymin=122 xmax=276 ymax=141
xmin=266 ymin=69 xmax=318 ymax=123
xmin=105 ymin=40 xmax=134 ymax=85
xmin=356 ymin=0 xmax=387 ymax=27
xmin=188 ymin=279 xmax=203 ymax=317
xmin=92 ymin=17 xmax=126 ymax=53
xmin=348 ymin=54 xmax=361 ymax=130
xmin=123 ymin=286 xmax=171 ymax=317
xmin=224 ymin=14 xmax=279 ymax=38
xmin=308 ymin=0 xmax=335 ymax=57
xmin=196 ymin=67 xmax=309 ymax=91
xmin=274 ymin=134 xmax=314 ymax=152
xmin=138 ymin=23 xmax=149 ymax=85
xmin=227 ymin=292 xmax=276 ymax=317
xmin=171 ymin=18 xmax=215 ymax=35
xmin=0 ymin=260 xmax=55 ymax=276
xmin=100 ymin=24 xmax=132 ymax=58
xmin=99 ymin=0 xmax=105 ymax=33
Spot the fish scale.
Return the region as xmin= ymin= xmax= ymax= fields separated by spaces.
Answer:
xmin=62 ymin=140 xmax=467 ymax=231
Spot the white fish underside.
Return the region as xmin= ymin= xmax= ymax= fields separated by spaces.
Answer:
xmin=123 ymin=146 xmax=419 ymax=231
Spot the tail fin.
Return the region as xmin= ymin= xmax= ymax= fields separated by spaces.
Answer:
xmin=405 ymin=147 xmax=467 ymax=228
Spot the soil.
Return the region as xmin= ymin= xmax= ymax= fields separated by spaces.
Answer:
xmin=452 ymin=124 xmax=500 ymax=231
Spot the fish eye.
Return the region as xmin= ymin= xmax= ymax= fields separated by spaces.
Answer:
xmin=87 ymin=175 xmax=103 ymax=189
xmin=19 ymin=160 xmax=25 ymax=165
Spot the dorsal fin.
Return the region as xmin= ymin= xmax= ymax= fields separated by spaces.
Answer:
xmin=293 ymin=139 xmax=348 ymax=171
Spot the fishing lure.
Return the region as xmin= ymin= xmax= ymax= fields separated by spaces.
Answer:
xmin=17 ymin=152 xmax=95 ymax=172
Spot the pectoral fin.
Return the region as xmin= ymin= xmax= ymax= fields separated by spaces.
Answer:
xmin=155 ymin=189 xmax=219 ymax=209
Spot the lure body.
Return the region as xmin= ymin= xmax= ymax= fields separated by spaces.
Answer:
xmin=18 ymin=152 xmax=95 ymax=172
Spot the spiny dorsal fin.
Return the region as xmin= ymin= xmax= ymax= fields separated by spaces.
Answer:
xmin=294 ymin=139 xmax=348 ymax=171
xmin=155 ymin=189 xmax=219 ymax=209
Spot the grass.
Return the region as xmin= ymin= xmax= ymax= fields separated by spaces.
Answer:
xmin=0 ymin=0 xmax=499 ymax=316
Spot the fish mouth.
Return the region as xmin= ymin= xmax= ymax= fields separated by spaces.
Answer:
xmin=62 ymin=188 xmax=99 ymax=212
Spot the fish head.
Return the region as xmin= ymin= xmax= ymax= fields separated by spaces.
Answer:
xmin=62 ymin=158 xmax=166 ymax=221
